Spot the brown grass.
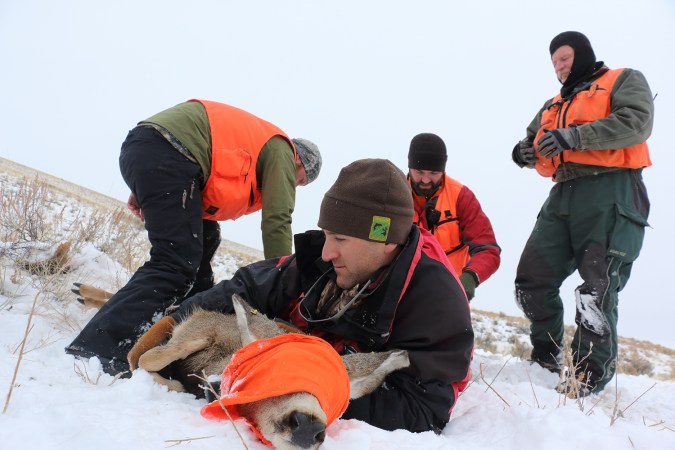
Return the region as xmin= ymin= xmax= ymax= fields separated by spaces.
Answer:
xmin=472 ymin=308 xmax=674 ymax=381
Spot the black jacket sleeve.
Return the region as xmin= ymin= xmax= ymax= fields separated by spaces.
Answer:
xmin=171 ymin=255 xmax=302 ymax=322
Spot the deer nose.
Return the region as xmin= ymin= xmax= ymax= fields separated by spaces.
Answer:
xmin=289 ymin=411 xmax=326 ymax=449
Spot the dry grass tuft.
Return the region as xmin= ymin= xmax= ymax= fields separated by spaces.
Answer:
xmin=20 ymin=241 xmax=73 ymax=275
xmin=618 ymin=350 xmax=654 ymax=377
xmin=472 ymin=308 xmax=674 ymax=381
xmin=0 ymin=175 xmax=51 ymax=243
xmin=73 ymin=361 xmax=127 ymax=386
xmin=555 ymin=343 xmax=594 ymax=405
xmin=508 ymin=335 xmax=530 ymax=359
xmin=1 ymin=175 xmax=148 ymax=287
xmin=475 ymin=331 xmax=498 ymax=354
xmin=0 ymin=172 xmax=148 ymax=412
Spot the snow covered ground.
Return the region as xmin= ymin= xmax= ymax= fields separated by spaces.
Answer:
xmin=1 ymin=161 xmax=673 ymax=449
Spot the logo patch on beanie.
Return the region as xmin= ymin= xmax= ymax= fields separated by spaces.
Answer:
xmin=369 ymin=216 xmax=390 ymax=242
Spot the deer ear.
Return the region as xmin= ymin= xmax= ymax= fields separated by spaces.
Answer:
xmin=232 ymin=294 xmax=257 ymax=346
xmin=232 ymin=294 xmax=288 ymax=345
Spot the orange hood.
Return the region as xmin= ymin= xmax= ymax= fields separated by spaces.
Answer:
xmin=201 ymin=333 xmax=350 ymax=445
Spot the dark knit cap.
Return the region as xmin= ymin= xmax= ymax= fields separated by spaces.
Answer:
xmin=407 ymin=133 xmax=447 ymax=172
xmin=318 ymin=159 xmax=413 ymax=245
xmin=549 ymin=31 xmax=597 ymax=90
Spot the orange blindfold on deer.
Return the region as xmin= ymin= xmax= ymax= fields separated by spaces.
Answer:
xmin=201 ymin=333 xmax=350 ymax=446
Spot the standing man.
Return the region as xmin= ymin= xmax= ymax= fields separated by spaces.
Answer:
xmin=66 ymin=100 xmax=322 ymax=374
xmin=512 ymin=31 xmax=653 ymax=396
xmin=407 ymin=133 xmax=501 ymax=301
xmin=128 ymin=159 xmax=474 ymax=433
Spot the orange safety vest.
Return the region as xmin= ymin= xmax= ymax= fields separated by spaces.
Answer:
xmin=534 ymin=69 xmax=651 ymax=179
xmin=190 ymin=99 xmax=296 ymax=221
xmin=412 ymin=175 xmax=468 ymax=275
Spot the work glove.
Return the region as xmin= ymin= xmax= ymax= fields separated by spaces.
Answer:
xmin=459 ymin=271 xmax=479 ymax=301
xmin=537 ymin=126 xmax=580 ymax=159
xmin=127 ymin=315 xmax=176 ymax=370
xmin=512 ymin=139 xmax=537 ymax=168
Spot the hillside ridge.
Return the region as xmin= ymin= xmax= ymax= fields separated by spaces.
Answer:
xmin=0 ymin=156 xmax=264 ymax=263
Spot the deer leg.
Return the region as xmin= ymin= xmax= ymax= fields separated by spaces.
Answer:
xmin=342 ymin=350 xmax=410 ymax=399
xmin=148 ymin=372 xmax=187 ymax=393
xmin=138 ymin=338 xmax=210 ymax=372
xmin=71 ymin=283 xmax=115 ymax=309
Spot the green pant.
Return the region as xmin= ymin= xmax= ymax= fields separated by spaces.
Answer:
xmin=515 ymin=169 xmax=649 ymax=391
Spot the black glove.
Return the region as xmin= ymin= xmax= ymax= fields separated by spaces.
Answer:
xmin=537 ymin=126 xmax=580 ymax=159
xmin=512 ymin=139 xmax=537 ymax=168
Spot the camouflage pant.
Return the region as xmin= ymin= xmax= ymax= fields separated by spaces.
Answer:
xmin=515 ymin=169 xmax=649 ymax=391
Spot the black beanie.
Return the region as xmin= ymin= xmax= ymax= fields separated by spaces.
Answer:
xmin=318 ymin=159 xmax=413 ymax=245
xmin=408 ymin=133 xmax=447 ymax=172
xmin=549 ymin=31 xmax=597 ymax=90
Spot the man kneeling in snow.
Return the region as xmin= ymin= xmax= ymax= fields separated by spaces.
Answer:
xmin=135 ymin=159 xmax=474 ymax=433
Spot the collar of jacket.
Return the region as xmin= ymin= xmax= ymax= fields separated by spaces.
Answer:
xmin=293 ymin=227 xmax=422 ymax=351
xmin=293 ymin=230 xmax=331 ymax=293
xmin=561 ymin=62 xmax=608 ymax=99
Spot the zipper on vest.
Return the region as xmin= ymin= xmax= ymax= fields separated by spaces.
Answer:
xmin=561 ymin=98 xmax=574 ymax=128
xmin=445 ymin=242 xmax=466 ymax=255
xmin=436 ymin=217 xmax=459 ymax=227
xmin=554 ymin=98 xmax=575 ymax=166
xmin=243 ymin=153 xmax=252 ymax=182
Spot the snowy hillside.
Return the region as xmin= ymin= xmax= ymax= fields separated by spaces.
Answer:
xmin=1 ymin=156 xmax=673 ymax=450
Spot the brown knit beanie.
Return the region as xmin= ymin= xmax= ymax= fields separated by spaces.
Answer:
xmin=318 ymin=159 xmax=413 ymax=245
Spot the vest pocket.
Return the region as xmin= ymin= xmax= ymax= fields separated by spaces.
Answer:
xmin=569 ymin=88 xmax=611 ymax=124
xmin=203 ymin=147 xmax=254 ymax=220
xmin=211 ymin=147 xmax=252 ymax=178
xmin=607 ymin=203 xmax=649 ymax=262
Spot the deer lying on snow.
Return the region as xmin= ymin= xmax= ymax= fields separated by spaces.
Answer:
xmin=72 ymin=284 xmax=410 ymax=450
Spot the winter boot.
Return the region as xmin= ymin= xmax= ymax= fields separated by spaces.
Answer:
xmin=556 ymin=366 xmax=598 ymax=399
xmin=529 ymin=345 xmax=563 ymax=374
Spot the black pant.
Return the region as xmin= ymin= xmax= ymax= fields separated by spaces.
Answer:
xmin=193 ymin=219 xmax=221 ymax=294
xmin=66 ymin=126 xmax=208 ymax=375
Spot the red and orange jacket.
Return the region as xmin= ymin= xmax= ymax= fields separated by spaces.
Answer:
xmin=411 ymin=174 xmax=500 ymax=285
xmin=190 ymin=99 xmax=296 ymax=222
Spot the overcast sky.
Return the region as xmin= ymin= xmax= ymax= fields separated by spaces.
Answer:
xmin=1 ymin=0 xmax=674 ymax=347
